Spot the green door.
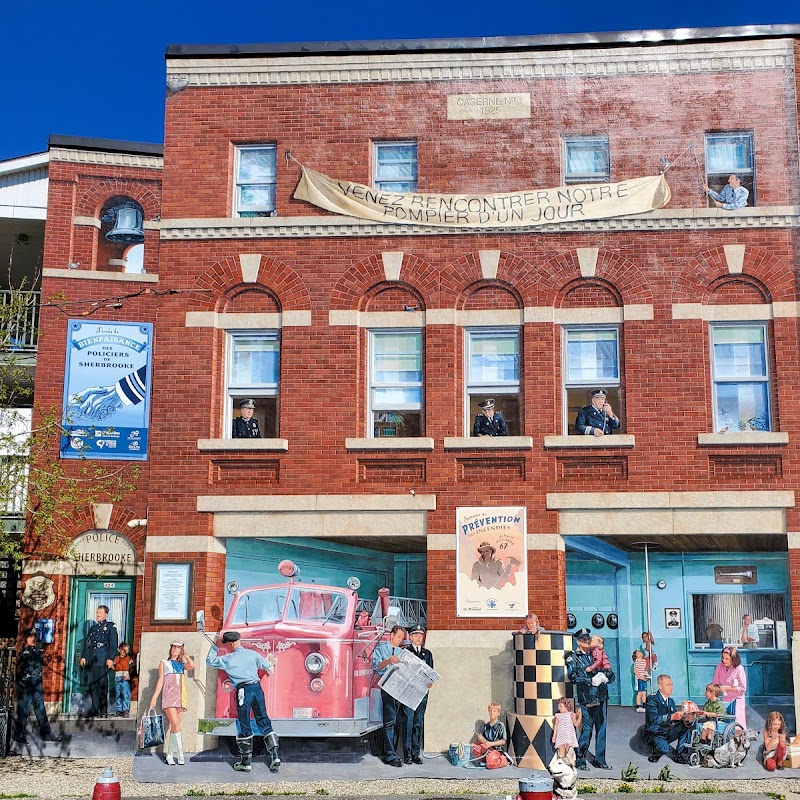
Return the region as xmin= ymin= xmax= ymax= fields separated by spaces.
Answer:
xmin=63 ymin=577 xmax=135 ymax=714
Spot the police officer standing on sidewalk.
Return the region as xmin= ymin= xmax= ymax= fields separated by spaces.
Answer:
xmin=14 ymin=628 xmax=62 ymax=744
xmin=79 ymin=605 xmax=118 ymax=717
xmin=402 ymin=623 xmax=433 ymax=765
xmin=207 ymin=631 xmax=280 ymax=772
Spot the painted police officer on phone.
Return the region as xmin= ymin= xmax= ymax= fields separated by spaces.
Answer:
xmin=575 ymin=389 xmax=620 ymax=437
xmin=232 ymin=399 xmax=261 ymax=438
xmin=472 ymin=399 xmax=508 ymax=437
xmin=14 ymin=628 xmax=62 ymax=744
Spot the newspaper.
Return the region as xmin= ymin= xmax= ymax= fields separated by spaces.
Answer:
xmin=378 ymin=648 xmax=441 ymax=710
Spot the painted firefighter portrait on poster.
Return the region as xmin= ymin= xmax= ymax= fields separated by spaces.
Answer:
xmin=456 ymin=506 xmax=527 ymax=617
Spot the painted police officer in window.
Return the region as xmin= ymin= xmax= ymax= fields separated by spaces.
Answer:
xmin=232 ymin=399 xmax=261 ymax=438
xmin=575 ymin=389 xmax=620 ymax=437
xmin=472 ymin=399 xmax=508 ymax=437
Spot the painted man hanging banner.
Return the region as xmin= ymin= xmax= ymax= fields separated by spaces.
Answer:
xmin=294 ymin=165 xmax=670 ymax=228
xmin=456 ymin=507 xmax=528 ymax=618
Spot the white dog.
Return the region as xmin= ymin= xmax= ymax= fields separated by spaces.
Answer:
xmin=548 ymin=748 xmax=578 ymax=799
xmin=703 ymin=728 xmax=758 ymax=768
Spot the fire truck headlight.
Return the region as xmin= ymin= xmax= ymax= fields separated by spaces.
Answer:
xmin=221 ymin=679 xmax=233 ymax=693
xmin=305 ymin=653 xmax=327 ymax=674
xmin=309 ymin=678 xmax=324 ymax=692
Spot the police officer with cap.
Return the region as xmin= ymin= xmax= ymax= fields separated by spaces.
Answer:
xmin=566 ymin=627 xmax=615 ymax=771
xmin=472 ymin=399 xmax=508 ymax=437
xmin=232 ymin=399 xmax=261 ymax=438
xmin=79 ymin=605 xmax=118 ymax=717
xmin=207 ymin=630 xmax=280 ymax=772
xmin=575 ymin=389 xmax=620 ymax=437
xmin=14 ymin=628 xmax=62 ymax=744
xmin=402 ymin=623 xmax=433 ymax=764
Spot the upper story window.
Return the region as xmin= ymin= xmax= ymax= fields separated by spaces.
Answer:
xmin=563 ymin=327 xmax=623 ymax=433
xmin=369 ymin=330 xmax=422 ymax=438
xmin=711 ymin=323 xmax=770 ymax=432
xmin=705 ymin=132 xmax=755 ymax=208
xmin=373 ymin=141 xmax=418 ymax=193
xmin=234 ymin=145 xmax=277 ymax=217
xmin=563 ymin=136 xmax=610 ymax=184
xmin=226 ymin=331 xmax=279 ymax=437
xmin=466 ymin=329 xmax=520 ymax=435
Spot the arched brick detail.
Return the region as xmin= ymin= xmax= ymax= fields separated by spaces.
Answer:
xmin=220 ymin=286 xmax=281 ymax=314
xmin=538 ymin=249 xmax=653 ymax=308
xmin=672 ymin=247 xmax=796 ymax=304
xmin=459 ymin=280 xmax=522 ymax=311
xmin=558 ymin=279 xmax=622 ymax=309
xmin=187 ymin=256 xmax=311 ymax=313
xmin=443 ymin=252 xmax=538 ymax=308
xmin=76 ymin=181 xmax=160 ymax=220
xmin=330 ymin=253 xmax=437 ymax=310
xmin=706 ymin=275 xmax=771 ymax=305
xmin=363 ymin=283 xmax=425 ymax=312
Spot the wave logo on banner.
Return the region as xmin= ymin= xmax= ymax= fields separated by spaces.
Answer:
xmin=294 ymin=165 xmax=671 ymax=228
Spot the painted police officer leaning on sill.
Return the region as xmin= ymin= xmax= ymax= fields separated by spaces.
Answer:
xmin=472 ymin=398 xmax=508 ymax=437
xmin=704 ymin=173 xmax=749 ymax=210
xmin=575 ymin=389 xmax=620 ymax=437
xmin=232 ymin=398 xmax=261 ymax=439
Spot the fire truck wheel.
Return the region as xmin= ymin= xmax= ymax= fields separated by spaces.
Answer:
xmin=368 ymin=727 xmax=386 ymax=757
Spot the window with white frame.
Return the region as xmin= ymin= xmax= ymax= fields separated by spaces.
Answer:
xmin=711 ymin=324 xmax=770 ymax=432
xmin=234 ymin=145 xmax=277 ymax=217
xmin=226 ymin=331 xmax=280 ymax=437
xmin=563 ymin=327 xmax=623 ymax=433
xmin=369 ymin=330 xmax=422 ymax=438
xmin=466 ymin=329 xmax=520 ymax=435
xmin=374 ymin=141 xmax=418 ymax=193
xmin=563 ymin=136 xmax=610 ymax=184
xmin=705 ymin=132 xmax=755 ymax=207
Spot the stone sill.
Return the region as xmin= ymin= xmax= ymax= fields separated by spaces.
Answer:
xmin=543 ymin=434 xmax=635 ymax=448
xmin=697 ymin=432 xmax=788 ymax=446
xmin=197 ymin=438 xmax=288 ymax=451
xmin=43 ymin=268 xmax=158 ymax=283
xmin=443 ymin=436 xmax=533 ymax=450
xmin=346 ymin=437 xmax=434 ymax=451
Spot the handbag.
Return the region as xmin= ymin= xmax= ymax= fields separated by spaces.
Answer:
xmin=140 ymin=708 xmax=165 ymax=748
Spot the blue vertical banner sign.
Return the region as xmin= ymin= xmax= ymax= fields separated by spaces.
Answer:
xmin=60 ymin=321 xmax=153 ymax=461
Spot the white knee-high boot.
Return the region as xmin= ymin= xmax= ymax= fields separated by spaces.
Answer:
xmin=165 ymin=732 xmax=175 ymax=765
xmin=174 ymin=732 xmax=185 ymax=765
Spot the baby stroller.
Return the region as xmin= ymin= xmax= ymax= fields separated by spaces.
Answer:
xmin=683 ymin=707 xmax=741 ymax=767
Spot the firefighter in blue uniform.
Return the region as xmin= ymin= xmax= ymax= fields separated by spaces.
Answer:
xmin=14 ymin=628 xmax=62 ymax=743
xmin=232 ymin=399 xmax=261 ymax=438
xmin=79 ymin=605 xmax=118 ymax=717
xmin=472 ymin=399 xmax=508 ymax=436
xmin=575 ymin=389 xmax=620 ymax=436
xmin=402 ymin=623 xmax=433 ymax=764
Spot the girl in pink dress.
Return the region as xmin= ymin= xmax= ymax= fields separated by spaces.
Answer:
xmin=712 ymin=646 xmax=747 ymax=729
xmin=551 ymin=697 xmax=582 ymax=758
xmin=150 ymin=641 xmax=195 ymax=765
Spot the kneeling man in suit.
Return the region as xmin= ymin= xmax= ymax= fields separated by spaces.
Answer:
xmin=643 ymin=674 xmax=692 ymax=763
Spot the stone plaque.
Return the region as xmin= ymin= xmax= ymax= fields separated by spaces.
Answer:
xmin=447 ymin=93 xmax=531 ymax=120
xmin=70 ymin=530 xmax=137 ymax=567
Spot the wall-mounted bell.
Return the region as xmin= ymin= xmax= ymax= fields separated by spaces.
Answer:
xmin=105 ymin=203 xmax=145 ymax=244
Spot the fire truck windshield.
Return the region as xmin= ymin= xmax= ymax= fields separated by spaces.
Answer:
xmin=230 ymin=588 xmax=287 ymax=625
xmin=284 ymin=587 xmax=349 ymax=625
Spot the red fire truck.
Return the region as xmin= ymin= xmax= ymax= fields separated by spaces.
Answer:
xmin=198 ymin=561 xmax=422 ymax=752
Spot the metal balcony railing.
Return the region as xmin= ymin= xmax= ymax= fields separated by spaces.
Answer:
xmin=0 ymin=291 xmax=40 ymax=351
xmin=357 ymin=595 xmax=428 ymax=628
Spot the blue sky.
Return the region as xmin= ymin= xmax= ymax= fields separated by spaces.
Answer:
xmin=1 ymin=0 xmax=798 ymax=162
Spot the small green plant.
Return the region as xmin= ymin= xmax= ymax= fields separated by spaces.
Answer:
xmin=685 ymin=786 xmax=726 ymax=794
xmin=765 ymin=794 xmax=785 ymax=800
xmin=0 ymin=795 xmax=36 ymax=799
xmin=618 ymin=783 xmax=635 ymax=793
xmin=187 ymin=791 xmax=206 ymax=798
xmin=315 ymin=791 xmax=329 ymax=796
xmin=620 ymin=762 xmax=640 ymax=781
xmin=577 ymin=786 xmax=598 ymax=794
xmin=651 ymin=785 xmax=666 ymax=793
xmin=657 ymin=763 xmax=673 ymax=782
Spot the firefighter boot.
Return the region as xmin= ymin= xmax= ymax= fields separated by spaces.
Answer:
xmin=265 ymin=731 xmax=281 ymax=772
xmin=233 ymin=736 xmax=253 ymax=772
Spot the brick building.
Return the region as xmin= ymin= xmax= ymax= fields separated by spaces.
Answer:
xmin=19 ymin=25 xmax=800 ymax=751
